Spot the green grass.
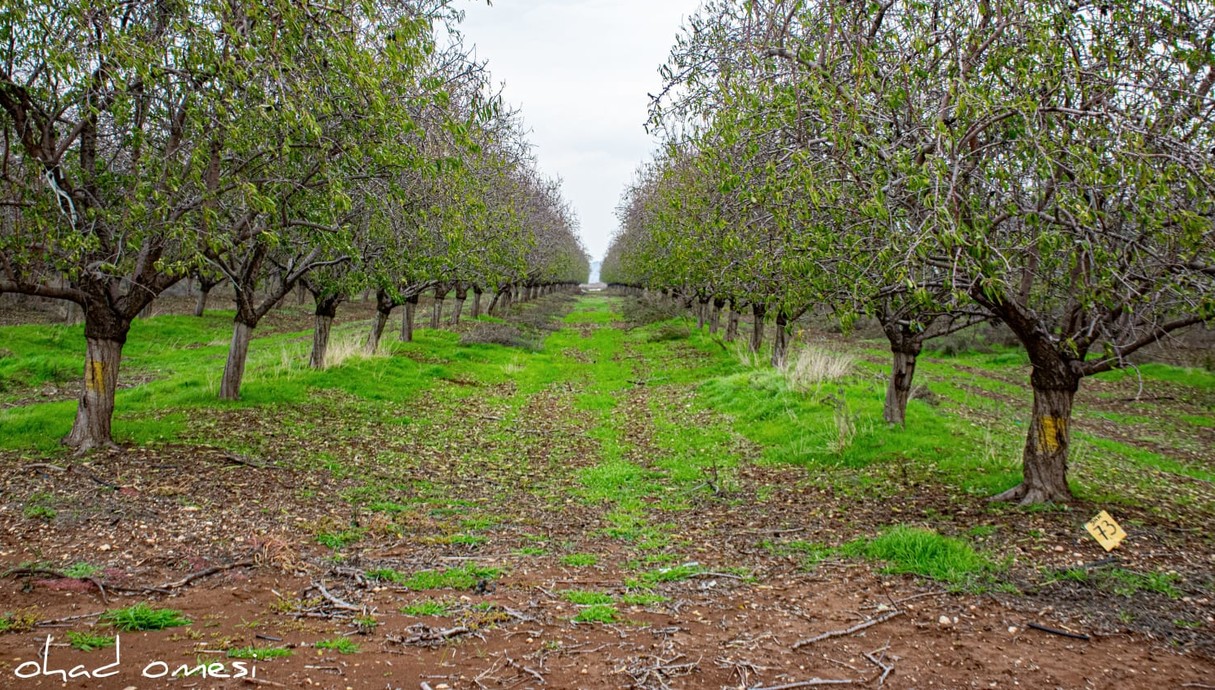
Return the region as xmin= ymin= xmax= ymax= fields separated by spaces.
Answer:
xmin=315 ymin=528 xmax=365 ymax=550
xmin=402 ymin=564 xmax=502 ymax=590
xmin=63 ymin=562 xmax=101 ymax=579
xmin=619 ymin=592 xmax=669 ymax=606
xmin=101 ymin=603 xmax=190 ymax=632
xmin=367 ymin=568 xmax=407 ymax=583
xmin=562 ymin=590 xmax=613 ymax=605
xmin=66 ymin=631 xmax=115 ymax=651
xmin=314 ymin=637 xmax=359 ymax=653
xmin=1044 ymin=566 xmax=1181 ymax=598
xmin=399 ymin=600 xmax=452 ymax=617
xmin=843 ymin=525 xmax=995 ymax=587
xmin=572 ymin=604 xmax=618 ymax=623
xmin=226 ymin=646 xmax=292 ymax=660
xmin=763 ymin=539 xmax=835 ymax=568
xmin=560 ymin=553 xmax=597 ymax=567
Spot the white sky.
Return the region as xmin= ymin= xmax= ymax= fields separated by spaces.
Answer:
xmin=458 ymin=0 xmax=700 ymax=262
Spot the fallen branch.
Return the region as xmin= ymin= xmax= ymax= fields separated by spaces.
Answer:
xmin=1027 ymin=622 xmax=1090 ymax=641
xmin=863 ymin=645 xmax=894 ymax=686
xmin=749 ymin=679 xmax=854 ymax=689
xmin=313 ymin=581 xmax=360 ymax=611
xmin=158 ymin=559 xmax=256 ymax=590
xmin=390 ymin=624 xmax=476 ymax=647
xmin=3 ymin=567 xmax=109 ymax=603
xmin=36 ymin=611 xmax=106 ymax=626
xmin=506 ymin=655 xmax=546 ymax=685
xmin=793 ymin=610 xmax=903 ymax=649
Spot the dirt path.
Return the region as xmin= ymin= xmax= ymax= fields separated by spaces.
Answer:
xmin=1 ymin=295 xmax=1212 ymax=689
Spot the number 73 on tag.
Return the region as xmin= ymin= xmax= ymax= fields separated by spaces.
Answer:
xmin=1085 ymin=510 xmax=1127 ymax=552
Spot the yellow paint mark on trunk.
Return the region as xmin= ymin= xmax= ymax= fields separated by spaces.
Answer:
xmin=1038 ymin=415 xmax=1067 ymax=453
xmin=86 ymin=360 xmax=106 ymax=394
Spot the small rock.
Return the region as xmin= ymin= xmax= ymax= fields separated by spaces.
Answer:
xmin=1053 ymin=545 xmax=1065 ymax=552
xmin=1009 ymin=626 xmax=1019 ymax=634
xmin=98 ymin=544 xmax=111 ymax=552
xmin=938 ymin=615 xmax=952 ymax=626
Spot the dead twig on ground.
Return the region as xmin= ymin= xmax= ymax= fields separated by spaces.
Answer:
xmin=312 ymin=580 xmax=361 ymax=611
xmin=793 ymin=610 xmax=903 ymax=649
xmin=863 ymin=643 xmax=894 ymax=686
xmin=3 ymin=567 xmax=109 ymax=603
xmin=1027 ymin=622 xmax=1090 ymax=641
xmin=749 ymin=679 xmax=853 ymax=690
xmin=389 ymin=623 xmax=477 ymax=647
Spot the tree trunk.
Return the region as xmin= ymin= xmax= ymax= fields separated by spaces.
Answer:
xmin=431 ymin=297 xmax=445 ymax=328
xmin=64 ymin=335 xmax=125 ymax=452
xmin=696 ymin=296 xmax=709 ymax=330
xmin=400 ymin=296 xmax=418 ymax=342
xmin=219 ymin=320 xmax=254 ymax=401
xmin=771 ymin=311 xmax=791 ymax=367
xmin=367 ymin=289 xmax=397 ymax=352
xmin=993 ymin=367 xmax=1078 ymax=505
xmin=709 ymin=298 xmax=724 ymax=334
xmin=725 ymin=301 xmax=739 ymax=342
xmin=471 ymin=288 xmax=483 ymax=318
xmin=451 ymin=286 xmax=468 ymax=326
xmin=749 ymin=304 xmax=766 ymax=353
xmin=883 ymin=345 xmax=921 ymax=426
xmin=194 ymin=287 xmax=211 ymax=317
xmin=310 ymin=298 xmax=340 ymax=369
xmin=368 ymin=309 xmax=389 ymax=353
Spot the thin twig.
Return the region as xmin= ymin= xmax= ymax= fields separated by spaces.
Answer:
xmin=793 ymin=610 xmax=903 ymax=649
xmin=749 ymin=679 xmax=854 ymax=689
xmin=1027 ymin=622 xmax=1090 ymax=641
xmin=313 ymin=580 xmax=360 ymax=611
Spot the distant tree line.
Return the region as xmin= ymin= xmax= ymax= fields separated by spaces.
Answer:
xmin=0 ymin=0 xmax=589 ymax=451
xmin=603 ymin=0 xmax=1214 ymax=504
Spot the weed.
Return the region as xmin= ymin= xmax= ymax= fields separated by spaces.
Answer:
xmin=315 ymin=637 xmax=359 ymax=653
xmin=22 ymin=505 xmax=56 ymax=520
xmin=315 ymin=528 xmax=365 ymax=550
xmin=63 ymin=562 xmax=101 ymax=579
xmin=1044 ymin=566 xmax=1181 ymax=598
xmin=844 ymin=526 xmax=994 ymax=587
xmin=562 ymin=590 xmax=613 ymax=605
xmin=619 ymin=593 xmax=669 ymax=606
xmin=513 ymin=547 xmax=546 ymax=557
xmin=101 ymin=603 xmax=190 ymax=632
xmin=782 ymin=347 xmax=855 ymax=393
xmin=0 ymin=611 xmax=37 ymax=633
xmin=66 ymin=631 xmax=115 ymax=652
xmin=403 ymin=564 xmax=501 ymax=590
xmin=367 ymin=568 xmax=407 ymax=583
xmin=226 ymin=646 xmax=292 ymax=660
xmin=400 ymin=600 xmax=451 ymax=617
xmin=561 ymin=553 xmax=597 ymax=567
xmin=572 ymin=605 xmax=618 ymax=624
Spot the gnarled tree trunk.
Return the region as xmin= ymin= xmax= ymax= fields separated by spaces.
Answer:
xmin=400 ymin=295 xmax=418 ymax=342
xmin=709 ymin=297 xmax=724 ymax=334
xmin=696 ymin=295 xmax=709 ymax=330
xmin=883 ymin=347 xmax=921 ymax=426
xmin=367 ymin=289 xmax=396 ymax=353
xmin=219 ymin=320 xmax=254 ymax=400
xmin=64 ymin=329 xmax=127 ymax=452
xmin=725 ymin=300 xmax=740 ymax=342
xmin=471 ymin=287 xmax=483 ymax=318
xmin=310 ymin=295 xmax=342 ymax=369
xmin=771 ymin=310 xmax=791 ymax=367
xmin=993 ymin=364 xmax=1078 ymax=504
xmin=450 ymin=285 xmax=468 ymax=326
xmin=431 ymin=285 xmax=448 ymax=328
xmin=882 ymin=326 xmax=924 ymax=426
xmin=749 ymin=303 xmax=766 ymax=353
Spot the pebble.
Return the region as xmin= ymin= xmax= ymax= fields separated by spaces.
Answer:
xmin=1009 ymin=626 xmax=1019 ymax=634
xmin=939 ymin=615 xmax=952 ymax=626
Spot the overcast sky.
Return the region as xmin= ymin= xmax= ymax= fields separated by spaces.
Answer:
xmin=458 ymin=0 xmax=700 ymax=263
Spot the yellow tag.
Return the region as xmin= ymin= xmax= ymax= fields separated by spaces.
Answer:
xmin=1085 ymin=510 xmax=1127 ymax=552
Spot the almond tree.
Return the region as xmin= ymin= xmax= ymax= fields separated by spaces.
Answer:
xmin=0 ymin=0 xmax=275 ymax=449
